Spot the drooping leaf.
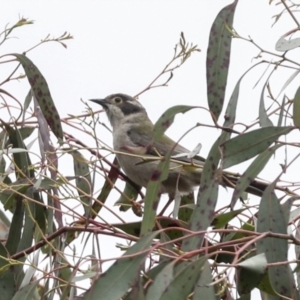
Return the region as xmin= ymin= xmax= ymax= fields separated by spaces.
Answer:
xmin=5 ymin=199 xmax=24 ymax=255
xmin=293 ymin=85 xmax=300 ymax=128
xmin=140 ymin=153 xmax=171 ymax=236
xmin=9 ymin=54 xmax=63 ymax=141
xmin=216 ymin=220 xmax=254 ymax=264
xmin=158 ymin=232 xmax=173 ymax=264
xmin=276 ymin=31 xmax=300 ymax=51
xmin=277 ymin=95 xmax=286 ymax=127
xmin=114 ymin=221 xmax=142 ymax=237
xmin=259 ymin=80 xmax=273 ymax=127
xmin=211 ymin=208 xmax=246 ymax=229
xmin=0 ymin=238 xmax=18 ymax=300
xmin=206 ymin=0 xmax=238 ymax=120
xmin=71 ymin=150 xmax=92 ymax=216
xmin=230 ymin=144 xmax=282 ymax=208
xmin=276 ymin=69 xmax=300 ymax=100
xmin=178 ymin=192 xmax=194 ymax=223
xmin=157 ymin=258 xmax=206 ymax=300
xmin=257 ymin=181 xmax=297 ymax=298
xmin=182 ymin=131 xmax=228 ymax=253
xmin=19 ymin=250 xmax=40 ymax=289
xmin=92 ymin=157 xmax=120 ymax=216
xmin=12 ymin=280 xmax=39 ymax=300
xmin=125 ymin=274 xmax=145 ymax=300
xmin=145 ymin=261 xmax=171 ymax=282
xmin=145 ymin=261 xmax=174 ymax=299
xmin=2 ymin=122 xmax=31 ymax=179
xmin=221 ymin=126 xmax=293 ymax=169
xmin=153 ymin=105 xmax=196 ymax=142
xmin=82 ymin=232 xmax=157 ymax=300
xmin=115 ymin=181 xmax=141 ymax=213
xmin=21 ymin=89 xmax=33 ymax=126
xmin=257 ymin=272 xmax=280 ymax=297
xmin=0 ymin=270 xmax=15 ymax=300
xmin=193 ymin=259 xmax=219 ymax=300
xmin=223 ymin=70 xmax=243 ymax=127
xmin=237 ymin=253 xmax=267 ymax=295
xmin=16 ymin=198 xmax=35 ymax=255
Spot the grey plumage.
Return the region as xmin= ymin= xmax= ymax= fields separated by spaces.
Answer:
xmin=90 ymin=93 xmax=203 ymax=197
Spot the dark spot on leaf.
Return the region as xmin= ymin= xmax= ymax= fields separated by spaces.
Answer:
xmin=162 ymin=119 xmax=170 ymax=129
xmin=151 ymin=170 xmax=161 ymax=181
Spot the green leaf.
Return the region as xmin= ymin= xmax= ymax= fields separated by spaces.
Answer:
xmin=5 ymin=199 xmax=24 ymax=255
xmin=9 ymin=54 xmax=63 ymax=140
xmin=182 ymin=131 xmax=228 ymax=253
xmin=206 ymin=0 xmax=238 ymax=120
xmin=178 ymin=192 xmax=194 ymax=223
xmin=114 ymin=221 xmax=142 ymax=237
xmin=221 ymin=126 xmax=293 ymax=169
xmin=158 ymin=232 xmax=173 ymax=264
xmin=22 ymin=89 xmax=33 ymax=126
xmin=237 ymin=253 xmax=267 ymax=295
xmin=12 ymin=280 xmax=39 ymax=300
xmin=145 ymin=261 xmax=170 ymax=281
xmin=293 ymin=85 xmax=300 ymax=127
xmin=257 ymin=181 xmax=297 ymax=298
xmin=125 ymin=274 xmax=145 ymax=300
xmin=32 ymin=192 xmax=47 ymax=236
xmin=83 ymin=232 xmax=158 ymax=300
xmin=153 ymin=105 xmax=196 ymax=142
xmin=71 ymin=150 xmax=92 ymax=216
xmin=223 ymin=71 xmax=242 ymax=127
xmin=16 ymin=199 xmax=35 ymax=254
xmin=193 ymin=259 xmax=219 ymax=300
xmin=13 ymin=127 xmax=35 ymax=143
xmin=230 ymin=144 xmax=282 ymax=208
xmin=3 ymin=185 xmax=28 ymax=211
xmin=216 ymin=220 xmax=254 ymax=264
xmin=259 ymin=80 xmax=273 ymax=127
xmin=222 ymin=50 xmax=261 ymax=130
xmin=211 ymin=208 xmax=246 ymax=229
xmin=92 ymin=157 xmax=119 ymax=215
xmin=257 ymin=272 xmax=280 ymax=297
xmin=2 ymin=121 xmax=31 ymax=179
xmin=115 ymin=181 xmax=141 ymax=212
xmin=277 ymin=95 xmax=286 ymax=127
xmin=0 ymin=242 xmax=16 ymax=299
xmin=0 ymin=271 xmax=15 ymax=300
xmin=146 ymin=261 xmax=174 ymax=299
xmin=140 ymin=153 xmax=171 ymax=236
xmin=157 ymin=258 xmax=206 ymax=300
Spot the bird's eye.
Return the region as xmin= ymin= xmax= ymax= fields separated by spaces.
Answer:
xmin=114 ymin=97 xmax=122 ymax=104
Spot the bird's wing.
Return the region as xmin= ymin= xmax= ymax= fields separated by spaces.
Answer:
xmin=127 ymin=126 xmax=204 ymax=166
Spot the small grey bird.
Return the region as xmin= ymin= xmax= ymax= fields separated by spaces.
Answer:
xmin=90 ymin=93 xmax=204 ymax=198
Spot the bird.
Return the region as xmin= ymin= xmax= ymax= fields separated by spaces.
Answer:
xmin=90 ymin=93 xmax=266 ymax=209
xmin=89 ymin=93 xmax=205 ymax=199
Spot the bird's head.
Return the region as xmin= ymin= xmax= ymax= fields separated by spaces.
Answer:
xmin=90 ymin=93 xmax=148 ymax=129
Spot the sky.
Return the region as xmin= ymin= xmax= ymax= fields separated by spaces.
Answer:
xmin=1 ymin=0 xmax=300 ymax=297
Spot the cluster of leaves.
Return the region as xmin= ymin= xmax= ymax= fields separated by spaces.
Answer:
xmin=1 ymin=0 xmax=300 ymax=299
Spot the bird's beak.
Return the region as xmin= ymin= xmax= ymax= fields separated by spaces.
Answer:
xmin=89 ymin=99 xmax=108 ymax=109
